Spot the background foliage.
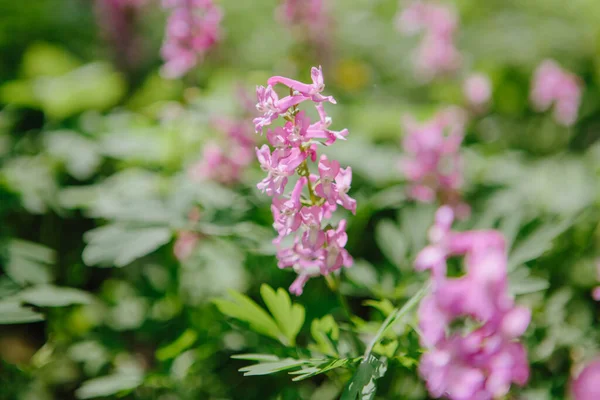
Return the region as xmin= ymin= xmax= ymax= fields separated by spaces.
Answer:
xmin=0 ymin=0 xmax=599 ymax=399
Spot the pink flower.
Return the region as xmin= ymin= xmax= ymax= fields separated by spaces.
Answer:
xmin=572 ymin=359 xmax=600 ymax=400
xmin=256 ymin=145 xmax=306 ymax=196
xmin=401 ymin=108 xmax=469 ymax=216
xmin=314 ymin=155 xmax=341 ymax=204
xmin=160 ymin=0 xmax=222 ymax=78
xmin=174 ymin=231 xmax=200 ymax=261
xmin=268 ymin=66 xmax=336 ymax=104
xmin=464 ymin=73 xmax=492 ymax=108
xmin=530 ymin=59 xmax=582 ymax=126
xmin=396 ymin=2 xmax=461 ymax=80
xmin=323 ymin=219 xmax=354 ymax=273
xmin=271 ymin=178 xmax=306 ymax=239
xmin=415 ymin=206 xmax=530 ymax=399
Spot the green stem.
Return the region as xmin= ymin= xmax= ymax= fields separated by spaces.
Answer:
xmin=325 ymin=274 xmax=364 ymax=354
xmin=362 ymin=283 xmax=430 ymax=361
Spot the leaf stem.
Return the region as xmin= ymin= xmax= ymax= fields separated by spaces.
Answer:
xmin=362 ymin=283 xmax=430 ymax=361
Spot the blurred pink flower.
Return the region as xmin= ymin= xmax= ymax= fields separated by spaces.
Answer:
xmin=401 ymin=107 xmax=469 ymax=217
xmin=415 ymin=206 xmax=530 ymax=399
xmin=530 ymin=59 xmax=582 ymax=126
xmin=173 ymin=231 xmax=200 ymax=261
xmin=396 ymin=1 xmax=461 ymax=80
xmin=572 ymin=359 xmax=600 ymax=400
xmin=464 ymin=73 xmax=492 ymax=109
xmin=160 ymin=0 xmax=222 ymax=78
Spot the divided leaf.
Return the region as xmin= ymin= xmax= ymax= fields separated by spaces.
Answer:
xmin=82 ymin=224 xmax=171 ymax=267
xmin=214 ymin=286 xmax=305 ymax=346
xmin=260 ymin=284 xmax=305 ymax=346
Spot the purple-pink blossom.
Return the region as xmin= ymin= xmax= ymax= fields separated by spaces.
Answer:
xmin=254 ymin=67 xmax=356 ymax=295
xmin=396 ymin=1 xmax=461 ymax=80
xmin=189 ymin=115 xmax=255 ymax=185
xmin=464 ymin=73 xmax=492 ymax=110
xmin=415 ymin=206 xmax=531 ymax=399
xmin=592 ymin=260 xmax=600 ymax=301
xmin=400 ymin=107 xmax=469 ymax=218
xmin=160 ymin=0 xmax=222 ymax=78
xmin=530 ymin=59 xmax=582 ymax=127
xmin=571 ymin=358 xmax=600 ymax=400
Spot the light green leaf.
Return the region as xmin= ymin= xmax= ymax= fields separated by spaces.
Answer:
xmin=508 ymin=268 xmax=549 ymax=296
xmin=214 ymin=290 xmax=282 ymax=343
xmin=260 ymin=284 xmax=305 ymax=346
xmin=239 ymin=358 xmax=309 ymax=376
xmin=310 ymin=315 xmax=340 ymax=357
xmin=0 ymin=301 xmax=44 ymax=324
xmin=75 ymin=372 xmax=143 ymax=399
xmin=341 ymin=355 xmax=388 ymax=400
xmin=508 ymin=218 xmax=573 ymax=270
xmin=83 ymin=225 xmax=171 ymax=267
xmin=5 ymin=240 xmax=54 ymax=285
xmin=44 ymin=130 xmax=101 ymax=180
xmin=19 ymin=285 xmax=93 ymax=307
xmin=231 ymin=354 xmax=280 ymax=362
xmin=291 ymin=358 xmax=357 ymax=381
xmin=156 ymin=329 xmax=198 ymax=361
xmin=375 ymin=221 xmax=406 ymax=268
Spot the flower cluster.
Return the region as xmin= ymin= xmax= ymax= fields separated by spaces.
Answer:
xmin=401 ymin=107 xmax=470 ymax=218
xmin=254 ymin=67 xmax=356 ymax=295
xmin=572 ymin=358 xmax=600 ymax=400
xmin=415 ymin=206 xmax=531 ymax=400
xmin=530 ymin=59 xmax=582 ymax=127
xmin=160 ymin=0 xmax=222 ymax=79
xmin=189 ymin=118 xmax=255 ymax=185
xmin=396 ymin=1 xmax=461 ymax=80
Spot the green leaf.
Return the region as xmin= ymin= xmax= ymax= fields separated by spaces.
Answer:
xmin=260 ymin=284 xmax=305 ymax=346
xmin=156 ymin=329 xmax=198 ymax=361
xmin=43 ymin=130 xmax=101 ymax=180
xmin=5 ymin=239 xmax=54 ymax=285
xmin=214 ymin=290 xmax=282 ymax=343
xmin=291 ymin=358 xmax=356 ymax=381
xmin=0 ymin=301 xmax=44 ymax=324
xmin=310 ymin=315 xmax=340 ymax=357
xmin=508 ymin=268 xmax=550 ymax=296
xmin=82 ymin=224 xmax=171 ymax=267
xmin=341 ymin=355 xmax=388 ymax=400
xmin=375 ymin=221 xmax=406 ymax=268
xmin=75 ymin=372 xmax=143 ymax=399
xmin=231 ymin=354 xmax=280 ymax=362
xmin=508 ymin=218 xmax=573 ymax=270
xmin=239 ymin=358 xmax=309 ymax=377
xmin=19 ymin=285 xmax=93 ymax=307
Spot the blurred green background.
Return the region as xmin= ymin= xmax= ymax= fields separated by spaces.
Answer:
xmin=0 ymin=0 xmax=599 ymax=399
